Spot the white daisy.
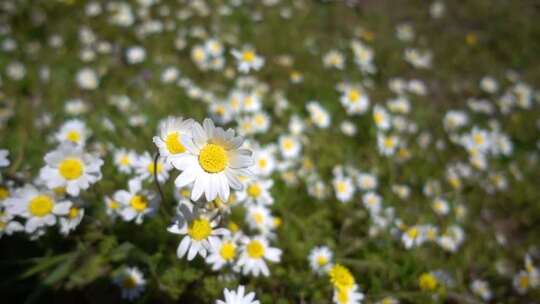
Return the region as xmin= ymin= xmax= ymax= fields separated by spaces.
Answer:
xmin=216 ymin=285 xmax=260 ymax=304
xmin=168 ymin=203 xmax=229 ymax=261
xmin=113 ymin=266 xmax=146 ymax=301
xmin=104 ymin=195 xmax=121 ymax=218
xmin=0 ymin=210 xmax=24 ymax=238
xmin=231 ymin=48 xmax=264 ymax=73
xmin=205 ymin=237 xmax=239 ymax=271
xmin=5 ymin=185 xmax=71 ymax=233
xmin=172 ymin=118 xmax=254 ymax=202
xmin=237 ymin=178 xmax=274 ymax=206
xmin=237 ymin=236 xmax=282 ymax=277
xmin=39 ymin=144 xmax=103 ymax=196
xmin=113 ymin=148 xmax=137 ymax=174
xmin=134 ymin=152 xmax=171 ymax=183
xmin=152 ymin=116 xmax=194 ymax=163
xmin=59 ymin=205 xmax=84 ymax=235
xmin=333 ymin=176 xmax=355 ymax=203
xmin=308 ymin=246 xmax=333 ymax=274
xmin=55 ymin=119 xmax=89 ymax=147
xmin=114 ymin=179 xmax=158 ymax=224
xmin=340 ymin=87 xmax=369 ymax=115
xmin=278 ymin=134 xmax=301 ymax=159
xmin=252 ymin=147 xmax=276 ymax=177
xmin=373 ymin=105 xmax=391 ymax=130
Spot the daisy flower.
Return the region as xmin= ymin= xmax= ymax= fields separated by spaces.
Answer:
xmin=333 ymin=284 xmax=365 ymax=304
xmin=401 ymin=225 xmax=425 ymax=249
xmin=278 ymin=134 xmax=301 ymax=159
xmin=216 ymin=285 xmax=260 ymax=304
xmin=152 ymin=117 xmax=194 ymax=163
xmin=252 ymin=147 xmax=276 ymax=177
xmin=172 ymin=118 xmax=254 ymax=202
xmin=237 ymin=178 xmax=274 ymax=206
xmin=323 ymin=50 xmax=345 ymax=69
xmin=113 ymin=266 xmax=146 ymax=301
xmin=206 ymin=237 xmax=239 ymax=271
xmin=237 ymin=236 xmax=282 ymax=277
xmin=0 ymin=211 xmax=24 ymax=238
xmin=308 ymin=246 xmax=333 ymax=274
xmin=39 ymin=144 xmax=103 ymax=196
xmin=333 ymin=176 xmax=355 ymax=203
xmin=470 ymin=279 xmax=492 ymax=301
xmin=0 ymin=149 xmax=9 ymax=167
xmin=59 ymin=205 xmax=84 ymax=235
xmin=377 ymin=133 xmax=399 ymax=156
xmin=373 ymin=105 xmax=391 ymax=130
xmin=113 ymin=148 xmax=137 ymax=174
xmin=362 ymin=192 xmax=382 ymax=214
xmin=134 ymin=151 xmax=171 ymax=183
xmin=55 ymin=119 xmax=89 ymax=147
xmin=104 ymin=195 xmax=121 ymax=218
xmin=5 ymin=185 xmax=71 ymax=233
xmin=231 ymin=48 xmax=264 ymax=73
xmin=114 ymin=179 xmax=158 ymax=224
xmin=307 ymin=101 xmax=331 ymax=129
xmin=340 ymin=87 xmax=369 ymax=115
xmin=168 ymin=204 xmax=230 ymax=261
xmin=245 ymin=205 xmax=274 ymax=234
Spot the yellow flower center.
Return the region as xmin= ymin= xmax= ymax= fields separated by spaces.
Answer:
xmin=258 ymin=158 xmax=267 ymax=169
xmin=317 ymin=255 xmax=328 ymax=266
xmin=252 ymin=212 xmax=264 ymax=225
xmin=283 ymin=139 xmax=294 ymax=150
xmin=247 ymin=183 xmax=262 ymax=198
xmin=384 ymin=137 xmax=396 ymax=149
xmin=473 ymin=133 xmax=484 ymax=145
xmin=198 ymin=144 xmax=228 ymax=173
xmin=374 ymin=112 xmax=384 ymax=125
xmin=122 ymin=276 xmax=137 ymax=289
xmin=165 ymin=132 xmax=185 ymax=154
xmin=419 ymin=273 xmax=438 ymax=291
xmin=0 ymin=187 xmax=9 ymax=200
xmin=29 ymin=195 xmax=54 ymax=217
xmin=219 ymin=242 xmax=236 ymax=261
xmin=58 ymin=158 xmax=83 ymax=180
xmin=407 ymin=227 xmax=418 ymax=239
xmin=187 ymin=218 xmax=212 ymax=241
xmin=109 ymin=200 xmax=120 ymax=209
xmin=329 ymin=264 xmax=355 ymax=291
xmin=336 ymin=182 xmax=347 ymax=193
xmin=246 ymin=240 xmax=265 ymax=259
xmin=119 ymin=155 xmax=131 ymax=166
xmin=68 ymin=207 xmax=79 ymax=219
xmin=348 ymin=90 xmax=360 ymax=102
xmin=0 ymin=221 xmax=6 ymax=229
xmin=228 ymin=221 xmax=239 ymax=232
xmin=147 ymin=162 xmax=163 ymax=175
xmin=130 ymin=195 xmax=148 ymax=212
xmin=242 ymin=51 xmax=255 ymax=62
xmin=66 ymin=131 xmax=80 ymax=143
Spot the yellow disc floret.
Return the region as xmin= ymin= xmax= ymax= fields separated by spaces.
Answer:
xmin=130 ymin=195 xmax=148 ymax=212
xmin=219 ymin=242 xmax=236 ymax=261
xmin=165 ymin=132 xmax=185 ymax=154
xmin=246 ymin=240 xmax=265 ymax=259
xmin=66 ymin=131 xmax=80 ymax=143
xmin=247 ymin=183 xmax=262 ymax=198
xmin=29 ymin=195 xmax=54 ymax=217
xmin=187 ymin=218 xmax=212 ymax=241
xmin=58 ymin=158 xmax=83 ymax=180
xmin=242 ymin=51 xmax=255 ymax=62
xmin=198 ymin=144 xmax=228 ymax=173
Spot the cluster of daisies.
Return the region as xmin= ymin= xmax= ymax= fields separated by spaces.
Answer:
xmin=1 ymin=120 xmax=103 ymax=239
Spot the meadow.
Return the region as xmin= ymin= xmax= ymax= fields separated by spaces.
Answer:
xmin=1 ymin=0 xmax=540 ymax=303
